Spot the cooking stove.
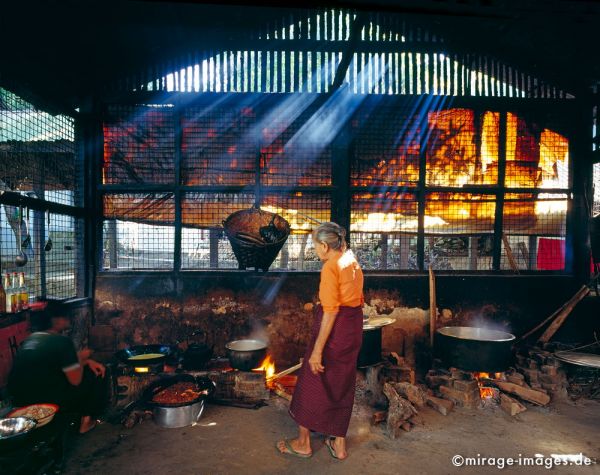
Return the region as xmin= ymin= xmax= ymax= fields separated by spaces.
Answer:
xmin=113 ymin=358 xmax=269 ymax=409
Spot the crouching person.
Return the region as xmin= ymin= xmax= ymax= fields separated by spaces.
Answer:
xmin=8 ymin=301 xmax=108 ymax=434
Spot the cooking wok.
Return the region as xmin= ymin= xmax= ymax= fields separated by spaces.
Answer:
xmin=435 ymin=326 xmax=516 ymax=373
xmin=115 ymin=344 xmax=176 ymax=367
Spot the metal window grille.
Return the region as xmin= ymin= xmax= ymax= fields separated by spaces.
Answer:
xmin=351 ymin=100 xmax=420 ymax=187
xmin=261 ymin=192 xmax=330 ymax=270
xmin=593 ymin=163 xmax=600 ymax=217
xmin=181 ymin=192 xmax=255 ymax=269
xmin=350 ymin=191 xmax=418 ymax=270
xmin=45 ymin=213 xmax=80 ymax=298
xmin=182 ymin=104 xmax=257 ymax=186
xmin=260 ymin=98 xmax=332 ymax=186
xmin=0 ymin=86 xmax=82 ymax=300
xmin=103 ymin=105 xmax=176 ymax=185
xmin=501 ymin=193 xmax=568 ymax=271
xmin=102 ymin=193 xmax=175 ymax=270
xmin=424 ymin=193 xmax=496 ymax=271
xmin=426 ymin=109 xmax=481 ymax=187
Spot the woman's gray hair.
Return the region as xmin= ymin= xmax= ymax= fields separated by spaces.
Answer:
xmin=313 ymin=222 xmax=347 ymax=251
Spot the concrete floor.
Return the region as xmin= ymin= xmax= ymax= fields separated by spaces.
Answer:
xmin=63 ymin=397 xmax=600 ymax=475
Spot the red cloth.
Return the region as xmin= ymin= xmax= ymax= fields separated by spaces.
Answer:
xmin=537 ymin=238 xmax=565 ymax=270
xmin=289 ymin=305 xmax=363 ymax=437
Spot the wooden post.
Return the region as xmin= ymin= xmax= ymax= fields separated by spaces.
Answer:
xmin=429 ymin=265 xmax=436 ymax=347
xmin=400 ymin=235 xmax=410 ymax=269
xmin=469 ymin=236 xmax=478 ymax=270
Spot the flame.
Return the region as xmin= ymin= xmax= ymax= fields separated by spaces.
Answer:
xmin=473 ymin=372 xmax=503 ymax=399
xmin=253 ymin=355 xmax=276 ymax=381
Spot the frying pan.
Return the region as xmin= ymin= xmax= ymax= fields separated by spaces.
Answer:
xmin=115 ymin=344 xmax=176 ymax=366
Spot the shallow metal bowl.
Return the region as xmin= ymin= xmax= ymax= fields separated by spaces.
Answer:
xmin=437 ymin=326 xmax=515 ymax=342
xmin=0 ymin=417 xmax=37 ymax=440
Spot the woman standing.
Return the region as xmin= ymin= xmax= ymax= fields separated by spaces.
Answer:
xmin=277 ymin=222 xmax=364 ymax=460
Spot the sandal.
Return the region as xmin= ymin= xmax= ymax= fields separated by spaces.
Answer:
xmin=276 ymin=439 xmax=313 ymax=459
xmin=325 ymin=438 xmax=347 ymax=460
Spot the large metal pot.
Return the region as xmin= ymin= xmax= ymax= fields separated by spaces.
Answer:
xmin=153 ymin=400 xmax=205 ymax=429
xmin=358 ymin=327 xmax=382 ymax=367
xmin=358 ymin=317 xmax=394 ymax=368
xmin=144 ymin=374 xmax=215 ymax=428
xmin=435 ymin=326 xmax=516 ymax=373
xmin=225 ymin=339 xmax=267 ymax=371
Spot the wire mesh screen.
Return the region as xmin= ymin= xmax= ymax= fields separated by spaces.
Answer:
xmin=501 ymin=193 xmax=568 ymax=271
xmin=103 ymin=104 xmax=176 ymax=185
xmin=351 ymin=101 xmax=420 ymax=187
xmin=0 ymin=205 xmax=41 ymax=298
xmin=594 ymin=163 xmax=600 ymax=217
xmin=260 ymin=104 xmax=332 ymax=186
xmin=0 ymin=87 xmax=78 ymax=206
xmin=350 ymin=191 xmax=418 ymax=269
xmin=426 ymin=108 xmax=481 ymax=187
xmin=181 ymin=192 xmax=255 ymax=269
xmin=46 ymin=213 xmax=79 ymax=298
xmin=181 ymin=104 xmax=257 ymax=185
xmin=261 ymin=192 xmax=330 ymax=270
xmin=102 ymin=193 xmax=175 ymax=270
xmin=424 ymin=193 xmax=495 ymax=270
xmin=505 ymin=112 xmax=569 ymax=189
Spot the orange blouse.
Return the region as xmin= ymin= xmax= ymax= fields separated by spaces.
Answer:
xmin=319 ymin=250 xmax=364 ymax=313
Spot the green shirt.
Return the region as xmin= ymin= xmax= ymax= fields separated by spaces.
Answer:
xmin=8 ymin=332 xmax=80 ymax=406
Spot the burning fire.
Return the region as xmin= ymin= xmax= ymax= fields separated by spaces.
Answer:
xmin=253 ymin=355 xmax=276 ymax=381
xmin=473 ymin=372 xmax=503 ymax=399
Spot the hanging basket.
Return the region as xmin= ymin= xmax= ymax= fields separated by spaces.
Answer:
xmin=223 ymin=207 xmax=291 ymax=271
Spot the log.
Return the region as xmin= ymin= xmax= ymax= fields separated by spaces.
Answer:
xmin=429 ymin=266 xmax=437 ymax=347
xmin=383 ymin=382 xmax=418 ymax=439
xmin=426 ymin=395 xmax=454 ymax=415
xmin=538 ymin=286 xmax=590 ymax=343
xmin=392 ymin=382 xmax=427 ymax=407
xmin=272 ymin=382 xmax=292 ymax=401
xmin=494 ymin=381 xmax=550 ymax=406
xmin=519 ymin=285 xmax=589 ymax=341
xmin=500 ymin=393 xmax=527 ymax=416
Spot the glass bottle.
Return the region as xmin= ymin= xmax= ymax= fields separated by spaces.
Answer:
xmin=0 ymin=273 xmax=6 ymax=316
xmin=18 ymin=272 xmax=28 ymax=310
xmin=11 ymin=272 xmax=19 ymax=312
xmin=4 ymin=274 xmax=13 ymax=313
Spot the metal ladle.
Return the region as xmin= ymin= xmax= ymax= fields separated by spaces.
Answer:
xmin=44 ymin=210 xmax=53 ymax=252
xmin=15 ymin=205 xmax=28 ymax=267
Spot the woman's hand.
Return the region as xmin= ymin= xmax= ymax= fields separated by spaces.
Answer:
xmin=309 ymin=351 xmax=324 ymax=375
xmin=87 ymin=359 xmax=106 ymax=378
xmin=77 ymin=348 xmax=93 ymax=363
